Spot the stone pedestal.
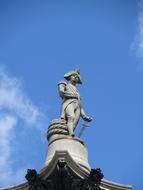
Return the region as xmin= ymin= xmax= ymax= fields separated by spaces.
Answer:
xmin=44 ymin=136 xmax=91 ymax=174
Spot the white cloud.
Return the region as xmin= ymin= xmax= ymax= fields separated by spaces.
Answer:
xmin=0 ymin=67 xmax=47 ymax=187
xmin=132 ymin=0 xmax=143 ymax=59
xmin=0 ymin=115 xmax=17 ymax=167
xmin=0 ymin=115 xmax=19 ymax=186
xmin=0 ymin=68 xmax=43 ymax=125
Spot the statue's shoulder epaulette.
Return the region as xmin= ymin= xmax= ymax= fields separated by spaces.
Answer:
xmin=58 ymin=80 xmax=67 ymax=86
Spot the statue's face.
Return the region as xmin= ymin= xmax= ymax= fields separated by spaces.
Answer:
xmin=70 ymin=74 xmax=80 ymax=84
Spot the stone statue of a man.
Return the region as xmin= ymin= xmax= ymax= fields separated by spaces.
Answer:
xmin=58 ymin=69 xmax=92 ymax=137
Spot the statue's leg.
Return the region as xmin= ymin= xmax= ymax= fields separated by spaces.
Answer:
xmin=73 ymin=104 xmax=80 ymax=131
xmin=60 ymin=106 xmax=65 ymax=120
xmin=65 ymin=103 xmax=75 ymax=136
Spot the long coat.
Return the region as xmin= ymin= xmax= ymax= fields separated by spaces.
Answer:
xmin=58 ymin=81 xmax=81 ymax=119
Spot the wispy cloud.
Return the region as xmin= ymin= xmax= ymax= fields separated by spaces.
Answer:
xmin=132 ymin=0 xmax=143 ymax=59
xmin=0 ymin=67 xmax=43 ymax=125
xmin=0 ymin=115 xmax=21 ymax=186
xmin=0 ymin=67 xmax=47 ymax=187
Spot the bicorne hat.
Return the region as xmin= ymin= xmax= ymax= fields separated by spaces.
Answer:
xmin=64 ymin=69 xmax=82 ymax=84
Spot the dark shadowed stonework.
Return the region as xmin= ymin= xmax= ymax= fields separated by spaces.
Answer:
xmin=25 ymin=161 xmax=103 ymax=190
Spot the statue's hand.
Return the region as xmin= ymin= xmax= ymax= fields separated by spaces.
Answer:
xmin=83 ymin=115 xmax=92 ymax=122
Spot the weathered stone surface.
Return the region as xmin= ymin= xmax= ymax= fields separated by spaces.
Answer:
xmin=44 ymin=136 xmax=90 ymax=174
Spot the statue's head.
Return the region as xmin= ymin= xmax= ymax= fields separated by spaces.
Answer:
xmin=64 ymin=69 xmax=82 ymax=84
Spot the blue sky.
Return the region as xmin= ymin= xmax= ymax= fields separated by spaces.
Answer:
xmin=0 ymin=0 xmax=142 ymax=190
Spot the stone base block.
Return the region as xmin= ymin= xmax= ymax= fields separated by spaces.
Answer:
xmin=44 ymin=136 xmax=91 ymax=174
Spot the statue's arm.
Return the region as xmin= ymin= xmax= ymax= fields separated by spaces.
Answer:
xmin=58 ymin=81 xmax=78 ymax=99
